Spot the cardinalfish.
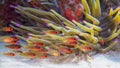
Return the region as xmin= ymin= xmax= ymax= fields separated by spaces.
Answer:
xmin=13 ymin=50 xmax=23 ymax=53
xmin=3 ymin=52 xmax=15 ymax=57
xmin=46 ymin=47 xmax=60 ymax=57
xmin=30 ymin=42 xmax=44 ymax=47
xmin=52 ymin=45 xmax=72 ymax=54
xmin=39 ymin=55 xmax=47 ymax=59
xmin=19 ymin=52 xmax=36 ymax=58
xmin=98 ymin=37 xmax=105 ymax=45
xmin=2 ymin=27 xmax=13 ymax=32
xmin=25 ymin=46 xmax=43 ymax=51
xmin=3 ymin=36 xmax=19 ymax=44
xmin=5 ymin=44 xmax=21 ymax=50
xmin=79 ymin=45 xmax=93 ymax=52
xmin=63 ymin=37 xmax=78 ymax=46
xmin=58 ymin=47 xmax=72 ymax=54
xmin=37 ymin=53 xmax=48 ymax=59
xmin=44 ymin=30 xmax=59 ymax=35
xmin=52 ymin=51 xmax=60 ymax=57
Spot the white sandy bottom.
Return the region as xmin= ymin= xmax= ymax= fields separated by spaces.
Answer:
xmin=0 ymin=51 xmax=120 ymax=68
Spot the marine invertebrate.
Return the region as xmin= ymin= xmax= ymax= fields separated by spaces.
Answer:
xmin=2 ymin=0 xmax=120 ymax=63
xmin=0 ymin=0 xmax=58 ymax=34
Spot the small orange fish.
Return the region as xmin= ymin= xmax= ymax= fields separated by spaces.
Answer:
xmin=5 ymin=45 xmax=21 ymax=50
xmin=79 ymin=45 xmax=93 ymax=52
xmin=3 ymin=27 xmax=13 ymax=32
xmin=44 ymin=30 xmax=58 ymax=35
xmin=19 ymin=52 xmax=36 ymax=58
xmin=26 ymin=46 xmax=43 ymax=51
xmin=3 ymin=37 xmax=19 ymax=44
xmin=31 ymin=42 xmax=44 ymax=47
xmin=13 ymin=50 xmax=23 ymax=53
xmin=3 ymin=52 xmax=15 ymax=57
xmin=59 ymin=47 xmax=72 ymax=54
xmin=99 ymin=38 xmax=105 ymax=45
xmin=63 ymin=37 xmax=78 ymax=46
xmin=52 ymin=52 xmax=60 ymax=57
xmin=39 ymin=55 xmax=47 ymax=59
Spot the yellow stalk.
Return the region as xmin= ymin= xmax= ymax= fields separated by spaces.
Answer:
xmin=112 ymin=11 xmax=120 ymax=24
xmin=116 ymin=29 xmax=120 ymax=35
xmin=90 ymin=27 xmax=94 ymax=36
xmin=80 ymin=33 xmax=98 ymax=44
xmin=105 ymin=33 xmax=119 ymax=42
xmin=108 ymin=7 xmax=120 ymax=16
xmin=28 ymin=33 xmax=51 ymax=39
xmin=80 ymin=32 xmax=98 ymax=44
xmin=78 ymin=39 xmax=92 ymax=45
xmin=23 ymin=7 xmax=51 ymax=15
xmin=46 ymin=34 xmax=63 ymax=40
xmin=11 ymin=21 xmax=40 ymax=34
xmin=65 ymin=26 xmax=95 ymax=41
xmin=28 ymin=36 xmax=52 ymax=44
xmin=111 ymin=25 xmax=117 ymax=34
xmin=72 ymin=20 xmax=99 ymax=36
xmin=81 ymin=0 xmax=91 ymax=14
xmin=10 ymin=25 xmax=28 ymax=33
xmin=72 ymin=20 xmax=91 ymax=33
xmin=48 ymin=23 xmax=62 ymax=30
xmin=101 ymin=41 xmax=118 ymax=52
xmin=62 ymin=21 xmax=75 ymax=27
xmin=91 ymin=0 xmax=97 ymax=17
xmin=91 ymin=36 xmax=98 ymax=44
xmin=66 ymin=26 xmax=82 ymax=34
xmin=83 ymin=12 xmax=100 ymax=25
xmin=108 ymin=8 xmax=114 ymax=16
xmin=95 ymin=0 xmax=101 ymax=18
xmin=15 ymin=7 xmax=43 ymax=23
xmin=50 ymin=9 xmax=75 ymax=27
xmin=83 ymin=21 xmax=102 ymax=31
xmin=15 ymin=35 xmax=27 ymax=41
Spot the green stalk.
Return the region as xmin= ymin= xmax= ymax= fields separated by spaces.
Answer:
xmin=50 ymin=9 xmax=75 ymax=27
xmin=11 ymin=21 xmax=41 ymax=34
xmin=101 ymin=41 xmax=117 ymax=52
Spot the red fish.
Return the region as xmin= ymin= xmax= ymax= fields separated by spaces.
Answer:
xmin=26 ymin=46 xmax=43 ymax=51
xmin=3 ymin=27 xmax=13 ymax=32
xmin=39 ymin=55 xmax=47 ymax=59
xmin=99 ymin=38 xmax=105 ymax=45
xmin=59 ymin=47 xmax=72 ymax=54
xmin=3 ymin=52 xmax=15 ymax=57
xmin=5 ymin=45 xmax=21 ymax=50
xmin=31 ymin=42 xmax=44 ymax=47
xmin=3 ymin=36 xmax=19 ymax=44
xmin=63 ymin=37 xmax=78 ymax=46
xmin=79 ymin=45 xmax=93 ymax=52
xmin=52 ymin=52 xmax=60 ymax=57
xmin=19 ymin=52 xmax=36 ymax=58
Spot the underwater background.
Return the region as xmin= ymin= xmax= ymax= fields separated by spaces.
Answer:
xmin=0 ymin=0 xmax=120 ymax=68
